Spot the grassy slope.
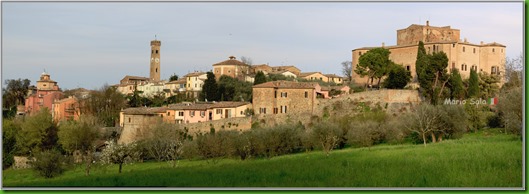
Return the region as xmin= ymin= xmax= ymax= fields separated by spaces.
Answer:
xmin=3 ymin=131 xmax=522 ymax=188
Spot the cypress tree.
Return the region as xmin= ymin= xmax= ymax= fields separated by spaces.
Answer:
xmin=200 ymin=72 xmax=218 ymax=101
xmin=449 ymin=68 xmax=465 ymax=100
xmin=467 ymin=69 xmax=479 ymax=98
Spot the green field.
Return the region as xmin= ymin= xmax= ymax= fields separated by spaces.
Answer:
xmin=3 ymin=130 xmax=523 ymax=188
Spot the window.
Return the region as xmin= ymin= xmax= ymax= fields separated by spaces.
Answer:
xmin=156 ymin=50 xmax=158 ymax=54
xmin=195 ymin=77 xmax=197 ymax=81
xmin=472 ymin=65 xmax=477 ymax=71
xmin=240 ymin=111 xmax=243 ymax=115
xmin=259 ymin=108 xmax=267 ymax=114
xmin=406 ymin=65 xmax=410 ymax=71
xmin=461 ymin=64 xmax=464 ymax=71
xmin=463 ymin=47 xmax=465 ymax=52
xmin=274 ymin=91 xmax=277 ymax=98
xmin=152 ymin=50 xmax=154 ymax=54
xmin=452 ymin=44 xmax=455 ymax=48
xmin=319 ymin=77 xmax=322 ymax=81
xmin=200 ymin=111 xmax=205 ymax=117
xmin=188 ymin=84 xmax=190 ymax=87
xmin=492 ymin=48 xmax=495 ymax=53
xmin=190 ymin=111 xmax=195 ymax=117
xmin=473 ymin=48 xmax=476 ymax=53
xmin=156 ymin=68 xmax=158 ymax=73
xmin=282 ymin=106 xmax=287 ymax=114
xmin=167 ymin=112 xmax=171 ymax=116
xmin=491 ymin=66 xmax=497 ymax=74
xmin=216 ymin=109 xmax=222 ymax=114
xmin=274 ymin=108 xmax=278 ymax=114
xmin=228 ymin=70 xmax=231 ymax=73
xmin=195 ymin=84 xmax=197 ymax=88
xmin=280 ymin=106 xmax=283 ymax=113
xmin=179 ymin=112 xmax=184 ymax=116
xmin=305 ymin=91 xmax=308 ymax=98
xmin=501 ymin=49 xmax=503 ymax=53
xmin=281 ymin=92 xmax=288 ymax=98
xmin=128 ymin=118 xmax=131 ymax=123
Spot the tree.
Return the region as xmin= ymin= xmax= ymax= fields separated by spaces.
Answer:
xmin=81 ymin=85 xmax=128 ymax=127
xmin=99 ymin=141 xmax=141 ymax=173
xmin=478 ymin=72 xmax=500 ymax=99
xmin=16 ymin=108 xmax=58 ymax=155
xmin=169 ymin=73 xmax=179 ymax=81
xmin=3 ymin=119 xmax=20 ymax=169
xmin=404 ymin=104 xmax=442 ymax=146
xmin=2 ymin=78 xmax=31 ymax=109
xmin=240 ymin=56 xmax=253 ymax=65
xmin=354 ymin=48 xmax=393 ymax=87
xmin=502 ymin=54 xmax=523 ymax=89
xmin=415 ymin=41 xmax=450 ymax=104
xmin=58 ymin=115 xmax=100 ymax=176
xmin=467 ymin=69 xmax=479 ymax=98
xmin=30 ymin=150 xmax=66 ymax=178
xmin=341 ymin=60 xmax=352 ymax=80
xmin=383 ymin=63 xmax=411 ymax=89
xmin=254 ymin=71 xmax=267 ymax=85
xmin=498 ymin=87 xmax=522 ymax=136
xmin=448 ymin=68 xmax=465 ymax=100
xmin=139 ymin=122 xmax=186 ymax=167
xmin=310 ymin=121 xmax=341 ymax=156
xmin=200 ymin=72 xmax=218 ymax=101
xmin=217 ymin=75 xmax=252 ymax=102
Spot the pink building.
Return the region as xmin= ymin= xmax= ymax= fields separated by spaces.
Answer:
xmin=25 ymin=72 xmax=63 ymax=115
xmin=52 ymin=96 xmax=80 ymax=122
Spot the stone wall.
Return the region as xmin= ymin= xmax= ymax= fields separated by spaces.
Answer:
xmin=118 ymin=114 xmax=162 ymax=144
xmin=181 ymin=116 xmax=252 ymax=135
xmin=13 ymin=156 xmax=33 ymax=169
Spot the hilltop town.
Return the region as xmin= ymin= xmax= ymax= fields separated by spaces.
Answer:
xmin=2 ymin=22 xmax=522 ymax=187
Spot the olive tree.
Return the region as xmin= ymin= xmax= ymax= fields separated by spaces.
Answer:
xmin=58 ymin=115 xmax=100 ymax=176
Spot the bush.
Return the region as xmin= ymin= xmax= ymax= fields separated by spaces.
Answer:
xmin=31 ymin=150 xmax=67 ymax=178
xmin=310 ymin=121 xmax=341 ymax=156
xmin=346 ymin=121 xmax=383 ymax=148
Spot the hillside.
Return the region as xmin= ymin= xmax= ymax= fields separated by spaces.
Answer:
xmin=3 ymin=130 xmax=522 ymax=188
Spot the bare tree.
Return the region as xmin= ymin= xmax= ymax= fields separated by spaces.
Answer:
xmin=404 ymin=104 xmax=443 ymax=146
xmin=341 ymin=61 xmax=352 ymax=80
xmin=240 ymin=56 xmax=253 ymax=66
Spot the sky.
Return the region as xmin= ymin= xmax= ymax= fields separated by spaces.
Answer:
xmin=1 ymin=2 xmax=524 ymax=90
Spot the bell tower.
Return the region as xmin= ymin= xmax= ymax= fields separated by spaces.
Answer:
xmin=150 ymin=38 xmax=161 ymax=82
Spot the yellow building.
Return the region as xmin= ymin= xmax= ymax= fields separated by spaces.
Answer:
xmin=352 ymin=21 xmax=506 ymax=85
xmin=184 ymin=72 xmax=207 ymax=98
xmin=299 ymin=72 xmax=328 ymax=82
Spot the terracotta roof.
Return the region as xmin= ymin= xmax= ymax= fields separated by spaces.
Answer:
xmin=167 ymin=78 xmax=187 ymax=84
xmin=53 ymin=96 xmax=77 ymax=104
xmin=183 ymin=72 xmax=206 ymax=78
xmin=324 ymin=74 xmax=342 ymax=78
xmin=122 ymin=75 xmax=149 ymax=81
xmin=353 ymin=40 xmax=505 ymax=51
xmin=298 ymin=72 xmax=323 ymax=77
xmin=253 ymin=81 xmax=320 ymax=89
xmin=122 ymin=107 xmax=167 ymax=115
xmin=167 ymin=101 xmax=250 ymax=110
xmin=212 ymin=57 xmax=249 ymax=67
xmin=252 ymin=64 xmax=271 ymax=69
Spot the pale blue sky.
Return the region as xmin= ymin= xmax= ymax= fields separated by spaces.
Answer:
xmin=2 ymin=2 xmax=524 ymax=90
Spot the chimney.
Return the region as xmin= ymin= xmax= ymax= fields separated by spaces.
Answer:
xmin=229 ymin=56 xmax=236 ymax=60
xmin=426 ymin=20 xmax=429 ymax=26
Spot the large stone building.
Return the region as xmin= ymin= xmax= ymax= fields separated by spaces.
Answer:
xmin=351 ymin=21 xmax=506 ymax=85
xmin=252 ymin=81 xmax=323 ymax=115
xmin=25 ymin=72 xmax=63 ymax=115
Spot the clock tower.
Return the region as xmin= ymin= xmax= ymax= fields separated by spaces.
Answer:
xmin=150 ymin=39 xmax=161 ymax=82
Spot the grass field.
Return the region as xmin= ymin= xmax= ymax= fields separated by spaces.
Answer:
xmin=3 ymin=130 xmax=523 ymax=188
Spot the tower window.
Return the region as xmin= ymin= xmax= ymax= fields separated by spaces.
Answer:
xmin=463 ymin=47 xmax=465 ymax=52
xmin=156 ymin=68 xmax=158 ymax=73
xmin=156 ymin=50 xmax=159 ymax=54
xmin=492 ymin=48 xmax=495 ymax=53
xmin=473 ymin=48 xmax=476 ymax=53
xmin=152 ymin=50 xmax=154 ymax=54
xmin=406 ymin=65 xmax=410 ymax=71
xmin=305 ymin=91 xmax=308 ymax=98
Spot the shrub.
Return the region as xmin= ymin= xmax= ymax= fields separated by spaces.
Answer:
xmin=346 ymin=121 xmax=383 ymax=148
xmin=31 ymin=150 xmax=67 ymax=178
xmin=310 ymin=121 xmax=341 ymax=156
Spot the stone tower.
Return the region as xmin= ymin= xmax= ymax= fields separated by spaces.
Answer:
xmin=150 ymin=39 xmax=161 ymax=82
